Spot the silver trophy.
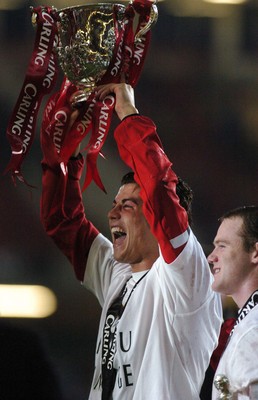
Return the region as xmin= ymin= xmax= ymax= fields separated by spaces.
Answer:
xmin=214 ymin=374 xmax=233 ymax=400
xmin=53 ymin=1 xmax=158 ymax=103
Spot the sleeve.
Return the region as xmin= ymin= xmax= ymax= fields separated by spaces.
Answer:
xmin=40 ymin=156 xmax=99 ymax=281
xmin=114 ymin=115 xmax=189 ymax=263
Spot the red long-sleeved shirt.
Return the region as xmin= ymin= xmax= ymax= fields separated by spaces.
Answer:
xmin=40 ymin=115 xmax=188 ymax=280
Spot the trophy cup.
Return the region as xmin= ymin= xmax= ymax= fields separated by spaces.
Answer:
xmin=214 ymin=374 xmax=233 ymax=399
xmin=52 ymin=1 xmax=158 ymax=104
xmin=5 ymin=1 xmax=157 ymax=189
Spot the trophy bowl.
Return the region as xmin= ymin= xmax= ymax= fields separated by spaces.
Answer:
xmin=55 ymin=1 xmax=158 ymax=103
xmin=56 ymin=2 xmax=126 ymax=102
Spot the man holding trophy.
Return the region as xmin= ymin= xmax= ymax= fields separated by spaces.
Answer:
xmin=40 ymin=80 xmax=222 ymax=399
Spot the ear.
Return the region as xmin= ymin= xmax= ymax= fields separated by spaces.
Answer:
xmin=251 ymin=242 xmax=258 ymax=264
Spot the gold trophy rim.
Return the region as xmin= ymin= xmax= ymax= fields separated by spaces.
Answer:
xmin=58 ymin=1 xmax=128 ymax=13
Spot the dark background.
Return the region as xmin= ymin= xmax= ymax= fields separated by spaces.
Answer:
xmin=0 ymin=0 xmax=257 ymax=398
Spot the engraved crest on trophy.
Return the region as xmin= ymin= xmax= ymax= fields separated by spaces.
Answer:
xmin=50 ymin=1 xmax=158 ymax=104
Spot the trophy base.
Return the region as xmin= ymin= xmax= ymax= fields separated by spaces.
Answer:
xmin=70 ymin=86 xmax=95 ymax=108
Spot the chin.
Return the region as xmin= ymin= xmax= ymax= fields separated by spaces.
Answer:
xmin=114 ymin=252 xmax=126 ymax=263
xmin=211 ymin=281 xmax=219 ymax=292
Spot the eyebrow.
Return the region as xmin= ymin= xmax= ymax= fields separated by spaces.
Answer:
xmin=112 ymin=198 xmax=140 ymax=206
xmin=213 ymin=239 xmax=230 ymax=246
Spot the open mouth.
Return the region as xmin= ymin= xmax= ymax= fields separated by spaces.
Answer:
xmin=213 ymin=268 xmax=221 ymax=275
xmin=111 ymin=227 xmax=127 ymax=243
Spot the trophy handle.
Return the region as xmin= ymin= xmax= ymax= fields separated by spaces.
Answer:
xmin=134 ymin=3 xmax=158 ymax=43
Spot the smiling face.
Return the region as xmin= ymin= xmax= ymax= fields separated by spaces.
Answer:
xmin=108 ymin=183 xmax=159 ymax=271
xmin=208 ymin=216 xmax=256 ymax=307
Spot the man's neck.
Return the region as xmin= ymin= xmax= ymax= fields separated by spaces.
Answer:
xmin=131 ymin=256 xmax=158 ymax=273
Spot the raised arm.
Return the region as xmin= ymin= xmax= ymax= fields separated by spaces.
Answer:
xmin=96 ymin=83 xmax=189 ymax=264
xmin=40 ymin=113 xmax=99 ymax=281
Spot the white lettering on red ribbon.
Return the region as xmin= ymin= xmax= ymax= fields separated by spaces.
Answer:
xmin=11 ymin=84 xmax=37 ymax=136
xmin=34 ymin=12 xmax=55 ymax=66
xmin=43 ymin=54 xmax=57 ymax=88
xmin=76 ymin=98 xmax=97 ymax=135
xmin=22 ymin=101 xmax=38 ymax=153
xmin=133 ymin=35 xmax=146 ymax=65
xmin=53 ymin=110 xmax=68 ymax=152
xmin=94 ymin=95 xmax=115 ymax=149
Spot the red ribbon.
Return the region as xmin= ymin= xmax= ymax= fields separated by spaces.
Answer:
xmin=5 ymin=6 xmax=59 ymax=185
xmin=82 ymin=95 xmax=116 ymax=193
xmin=78 ymin=0 xmax=153 ymax=191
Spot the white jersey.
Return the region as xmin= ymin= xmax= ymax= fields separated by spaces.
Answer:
xmin=212 ymin=305 xmax=258 ymax=400
xmin=84 ymin=230 xmax=222 ymax=400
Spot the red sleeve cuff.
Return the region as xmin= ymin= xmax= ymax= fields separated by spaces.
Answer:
xmin=41 ymin=155 xmax=84 ymax=181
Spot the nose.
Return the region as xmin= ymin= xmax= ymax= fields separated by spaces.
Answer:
xmin=207 ymin=249 xmax=218 ymax=264
xmin=108 ymin=204 xmax=121 ymax=220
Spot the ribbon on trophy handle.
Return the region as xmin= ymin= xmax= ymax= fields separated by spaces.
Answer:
xmin=40 ymin=77 xmax=83 ymax=168
xmin=122 ymin=0 xmax=158 ymax=86
xmin=80 ymin=0 xmax=158 ymax=192
xmin=4 ymin=6 xmax=60 ymax=186
xmin=5 ymin=1 xmax=158 ymax=192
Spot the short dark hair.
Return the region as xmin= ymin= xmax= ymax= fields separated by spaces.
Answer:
xmin=121 ymin=172 xmax=136 ymax=186
xmin=219 ymin=206 xmax=258 ymax=252
xmin=121 ymin=172 xmax=193 ymax=225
